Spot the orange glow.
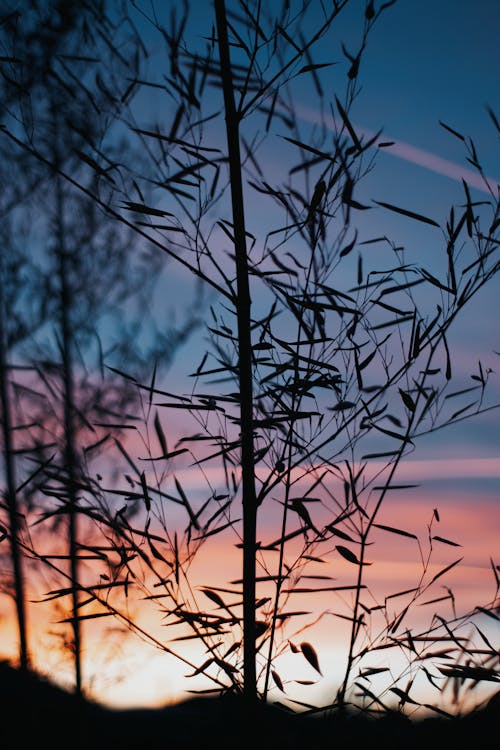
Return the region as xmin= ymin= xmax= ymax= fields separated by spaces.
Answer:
xmin=1 ymin=465 xmax=497 ymax=714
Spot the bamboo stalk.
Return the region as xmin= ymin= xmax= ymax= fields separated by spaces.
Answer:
xmin=215 ymin=0 xmax=257 ymax=704
xmin=0 ymin=260 xmax=29 ymax=672
xmin=55 ymin=170 xmax=82 ymax=697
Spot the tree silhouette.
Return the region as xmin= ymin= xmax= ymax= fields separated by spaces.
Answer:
xmin=0 ymin=0 xmax=199 ymax=695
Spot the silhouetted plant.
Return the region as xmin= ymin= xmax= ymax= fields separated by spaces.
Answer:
xmin=1 ymin=0 xmax=498 ymax=720
xmin=0 ymin=72 xmax=59 ymax=673
xmin=0 ymin=231 xmax=33 ymax=672
xmin=0 ymin=0 xmax=200 ymax=696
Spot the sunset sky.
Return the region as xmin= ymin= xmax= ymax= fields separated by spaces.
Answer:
xmin=1 ymin=0 xmax=499 ymax=717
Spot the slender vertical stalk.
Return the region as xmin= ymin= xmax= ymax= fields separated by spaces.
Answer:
xmin=55 ymin=171 xmax=82 ymax=697
xmin=0 ymin=262 xmax=29 ymax=672
xmin=215 ymin=0 xmax=257 ymax=703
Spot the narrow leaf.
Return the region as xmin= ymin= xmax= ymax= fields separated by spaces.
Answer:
xmin=271 ymin=670 xmax=285 ymax=692
xmin=432 ymin=535 xmax=462 ymax=548
xmin=374 ymin=523 xmax=417 ymax=540
xmin=336 ymin=545 xmax=371 ymax=566
xmin=430 ymin=557 xmax=463 ymax=585
xmin=300 ymin=642 xmax=322 ymax=675
xmin=374 ymin=200 xmax=439 ymax=227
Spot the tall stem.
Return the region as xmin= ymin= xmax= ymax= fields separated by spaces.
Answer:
xmin=215 ymin=0 xmax=257 ymax=703
xmin=55 ymin=171 xmax=82 ymax=697
xmin=0 ymin=262 xmax=29 ymax=671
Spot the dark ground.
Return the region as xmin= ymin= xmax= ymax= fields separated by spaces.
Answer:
xmin=0 ymin=661 xmax=498 ymax=749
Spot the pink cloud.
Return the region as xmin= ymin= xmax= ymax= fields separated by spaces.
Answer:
xmin=378 ymin=137 xmax=498 ymax=194
xmin=296 ymin=104 xmax=499 ymax=195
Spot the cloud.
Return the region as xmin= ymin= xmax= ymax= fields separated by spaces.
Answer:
xmin=376 ymin=137 xmax=498 ymax=195
xmin=382 ymin=456 xmax=500 ymax=482
xmin=296 ymin=104 xmax=499 ymax=195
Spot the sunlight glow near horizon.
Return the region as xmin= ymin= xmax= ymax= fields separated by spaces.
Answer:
xmin=0 ymin=0 xmax=499 ymax=718
xmin=0 ymin=464 xmax=498 ymax=712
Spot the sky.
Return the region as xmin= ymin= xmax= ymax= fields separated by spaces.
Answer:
xmin=1 ymin=0 xmax=499 ymax=717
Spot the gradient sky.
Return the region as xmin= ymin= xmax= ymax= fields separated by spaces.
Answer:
xmin=1 ymin=0 xmax=499 ymax=716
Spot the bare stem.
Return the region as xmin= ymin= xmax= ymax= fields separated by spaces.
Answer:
xmin=55 ymin=169 xmax=82 ymax=697
xmin=0 ymin=261 xmax=29 ymax=671
xmin=215 ymin=0 xmax=258 ymax=704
